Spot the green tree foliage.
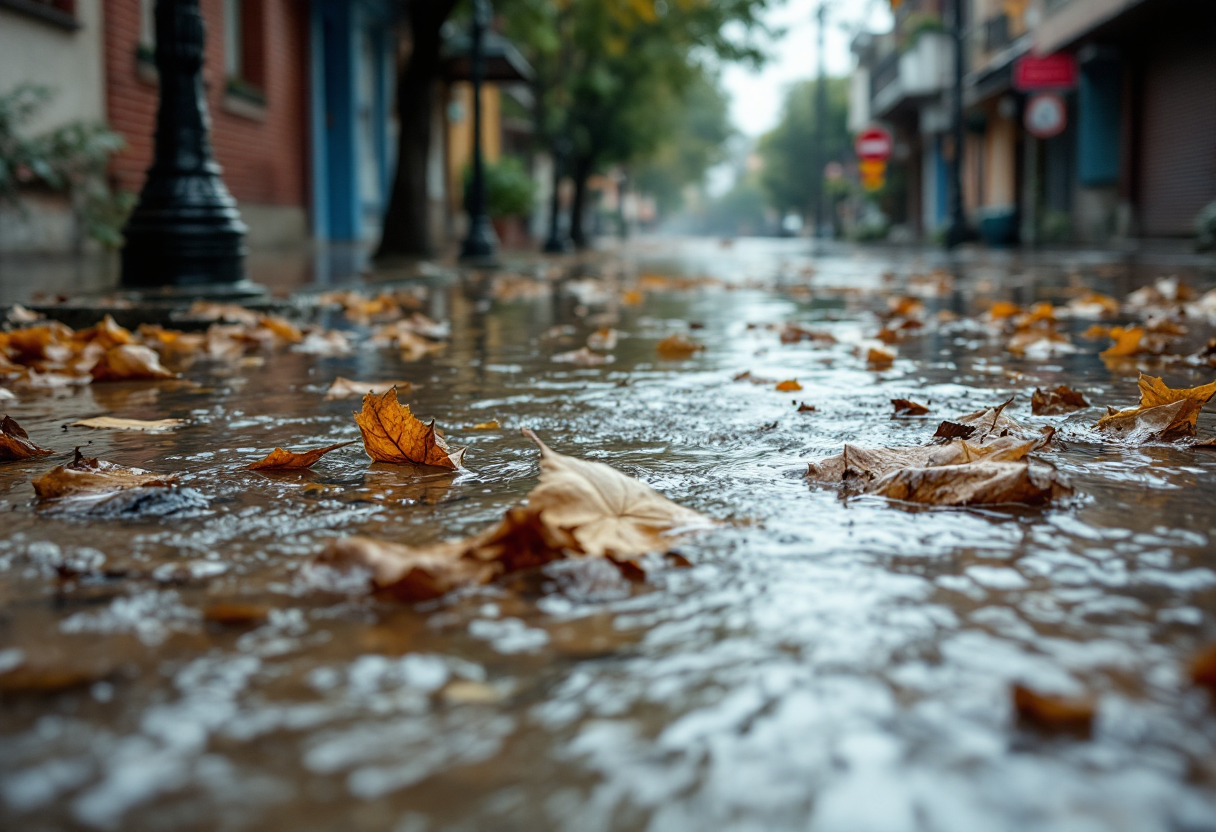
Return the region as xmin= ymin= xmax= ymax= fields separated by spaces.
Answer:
xmin=632 ymin=71 xmax=733 ymax=214
xmin=0 ymin=84 xmax=132 ymax=247
xmin=757 ymin=77 xmax=850 ymax=216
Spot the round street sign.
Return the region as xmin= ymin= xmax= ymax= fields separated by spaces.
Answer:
xmin=854 ymin=127 xmax=893 ymax=161
xmin=1024 ymin=93 xmax=1067 ymax=139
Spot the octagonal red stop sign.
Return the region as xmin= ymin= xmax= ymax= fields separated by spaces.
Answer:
xmin=854 ymin=127 xmax=893 ymax=162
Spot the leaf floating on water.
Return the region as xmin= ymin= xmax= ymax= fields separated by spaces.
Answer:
xmin=892 ymin=398 xmax=930 ymax=417
xmin=353 ymin=387 xmax=465 ymax=469
xmin=1192 ymin=643 xmax=1216 ymax=694
xmin=1012 ymin=684 xmax=1095 ymax=735
xmin=1096 ymin=374 xmax=1216 ymax=442
xmin=1031 ymin=385 xmax=1090 ymax=415
xmin=0 ymin=415 xmax=53 ymax=460
xmin=246 ymin=441 xmax=353 ymax=470
xmin=873 ymin=459 xmax=1070 ymax=506
xmin=866 ymin=346 xmax=895 ymax=367
xmin=90 ymin=344 xmax=176 ymax=381
xmin=775 ymin=380 xmax=802 ymax=392
xmin=73 ymin=416 xmax=184 ymax=431
xmin=324 ymin=377 xmax=413 ymax=400
xmin=656 ymin=334 xmax=704 ymax=359
xmin=796 ymin=402 xmax=816 ymax=413
xmin=472 ymin=420 xmax=501 ymax=430
xmin=203 ymin=603 xmax=270 ymax=626
xmin=317 ymin=429 xmax=710 ymax=601
xmin=32 ymin=448 xmax=178 ymax=500
xmin=1099 ymin=326 xmax=1144 ymax=359
xmin=0 ymin=662 xmax=110 ymax=694
xmin=1194 ymin=438 xmax=1216 ymax=451
xmin=552 ymin=347 xmax=614 ymax=366
xmin=586 ymin=327 xmax=619 ymax=351
xmin=933 ymin=421 xmax=977 ymax=440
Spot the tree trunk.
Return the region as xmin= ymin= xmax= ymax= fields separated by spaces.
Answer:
xmin=376 ymin=0 xmax=457 ymax=261
xmin=568 ymin=155 xmax=594 ymax=250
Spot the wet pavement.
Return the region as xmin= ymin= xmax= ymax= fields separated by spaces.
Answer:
xmin=2 ymin=237 xmax=1216 ymax=831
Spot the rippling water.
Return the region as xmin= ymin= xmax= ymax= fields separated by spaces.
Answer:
xmin=2 ymin=239 xmax=1216 ymax=832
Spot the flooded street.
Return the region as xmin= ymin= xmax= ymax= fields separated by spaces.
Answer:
xmin=3 ymin=238 xmax=1216 ymax=832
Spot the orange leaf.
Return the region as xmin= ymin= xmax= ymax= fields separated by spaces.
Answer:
xmin=246 ymin=441 xmax=353 ymax=470
xmin=1192 ymin=643 xmax=1216 ymax=694
xmin=656 ymin=334 xmax=704 ymax=359
xmin=90 ymin=344 xmax=175 ymax=381
xmin=775 ymin=380 xmax=802 ymax=392
xmin=1031 ymin=385 xmax=1089 ymax=415
xmin=891 ymin=398 xmax=929 ymax=417
xmin=1099 ymin=326 xmax=1143 ymax=358
xmin=1013 ymin=684 xmax=1095 ymax=734
xmin=1097 ymin=374 xmax=1216 ymax=442
xmin=353 ymin=387 xmax=465 ymax=469
xmin=0 ymin=415 xmax=53 ymax=461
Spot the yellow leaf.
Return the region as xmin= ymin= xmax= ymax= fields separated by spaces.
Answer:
xmin=775 ymin=380 xmax=802 ymax=391
xmin=1096 ymin=374 xmax=1216 ymax=442
xmin=1099 ymin=326 xmax=1143 ymax=358
xmin=656 ymin=334 xmax=704 ymax=359
xmin=353 ymin=387 xmax=465 ymax=469
xmin=246 ymin=441 xmax=353 ymax=470
xmin=90 ymin=344 xmax=176 ymax=381
xmin=472 ymin=420 xmax=501 ymax=430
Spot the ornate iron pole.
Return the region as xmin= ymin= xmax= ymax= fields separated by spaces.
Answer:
xmin=543 ymin=139 xmax=571 ymax=253
xmin=120 ymin=0 xmax=254 ymax=294
xmin=945 ymin=0 xmax=970 ymax=250
xmin=460 ymin=0 xmax=499 ymax=264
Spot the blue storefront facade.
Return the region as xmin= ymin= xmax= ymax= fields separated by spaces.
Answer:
xmin=309 ymin=0 xmax=397 ymax=243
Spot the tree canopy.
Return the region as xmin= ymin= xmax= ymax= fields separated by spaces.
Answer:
xmin=757 ymin=77 xmax=850 ymax=217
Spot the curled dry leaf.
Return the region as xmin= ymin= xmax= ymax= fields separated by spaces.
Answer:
xmin=780 ymin=323 xmax=836 ymax=345
xmin=1192 ymin=643 xmax=1216 ymax=694
xmin=552 ymin=347 xmax=614 ymax=366
xmin=76 ymin=315 xmax=133 ymax=350
xmin=90 ymin=344 xmax=176 ymax=381
xmin=892 ymin=398 xmax=930 ymax=417
xmin=866 ymin=346 xmax=895 ymax=367
xmin=73 ymin=416 xmax=184 ymax=431
xmin=1097 ymin=374 xmax=1216 ymax=442
xmin=656 ymin=334 xmax=704 ymax=359
xmin=247 ymin=441 xmax=353 ymax=470
xmin=1012 ymin=684 xmax=1096 ymax=734
xmin=353 ymin=387 xmax=465 ymax=469
xmin=295 ymin=330 xmax=354 ymax=356
xmin=324 ymin=377 xmax=412 ymax=400
xmin=872 ymin=459 xmax=1070 ymax=506
xmin=0 ymin=415 xmax=52 ymax=460
xmin=472 ymin=420 xmax=500 ymax=430
xmin=1099 ymin=326 xmax=1144 ymax=359
xmin=776 ymin=380 xmax=802 ymax=392
xmin=1032 ymin=385 xmax=1090 ymax=415
xmin=316 ymin=429 xmax=710 ymax=601
xmin=796 ymin=402 xmax=817 ymax=413
xmin=32 ymin=448 xmax=178 ymax=500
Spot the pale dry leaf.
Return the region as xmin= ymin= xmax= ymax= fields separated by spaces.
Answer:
xmin=552 ymin=347 xmax=614 ymax=366
xmin=32 ymin=448 xmax=178 ymax=500
xmin=90 ymin=344 xmax=176 ymax=381
xmin=73 ymin=416 xmax=184 ymax=431
xmin=324 ymin=377 xmax=412 ymax=400
xmin=1097 ymin=374 xmax=1216 ymax=442
xmin=656 ymin=334 xmax=704 ymax=359
xmin=892 ymin=398 xmax=930 ymax=417
xmin=587 ymin=328 xmax=619 ymax=351
xmin=871 ymin=459 xmax=1071 ymax=506
xmin=1032 ymin=385 xmax=1089 ymax=415
xmin=353 ymin=387 xmax=465 ymax=469
xmin=246 ymin=441 xmax=354 ymax=470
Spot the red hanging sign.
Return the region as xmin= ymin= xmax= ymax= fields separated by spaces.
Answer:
xmin=854 ymin=127 xmax=893 ymax=162
xmin=1014 ymin=54 xmax=1078 ymax=91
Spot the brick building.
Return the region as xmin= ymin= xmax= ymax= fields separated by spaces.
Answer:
xmin=105 ymin=0 xmax=312 ymax=248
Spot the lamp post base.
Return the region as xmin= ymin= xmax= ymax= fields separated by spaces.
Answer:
xmin=460 ymin=214 xmax=499 ymax=266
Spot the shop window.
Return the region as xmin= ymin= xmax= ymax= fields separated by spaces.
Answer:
xmin=137 ymin=0 xmax=156 ymax=67
xmin=224 ymin=0 xmax=267 ymax=103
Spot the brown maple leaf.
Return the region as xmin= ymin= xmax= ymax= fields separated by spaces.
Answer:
xmin=247 ymin=441 xmax=354 ymax=470
xmin=1012 ymin=684 xmax=1095 ymax=735
xmin=32 ymin=448 xmax=178 ymax=500
xmin=0 ymin=415 xmax=52 ymax=461
xmin=892 ymin=398 xmax=930 ymax=417
xmin=1032 ymin=385 xmax=1090 ymax=415
xmin=324 ymin=377 xmax=413 ymax=400
xmin=1097 ymin=374 xmax=1216 ymax=442
xmin=353 ymin=387 xmax=465 ymax=469
xmin=90 ymin=344 xmax=176 ymax=381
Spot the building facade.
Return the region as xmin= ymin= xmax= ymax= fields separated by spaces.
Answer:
xmin=849 ymin=0 xmax=1216 ymax=245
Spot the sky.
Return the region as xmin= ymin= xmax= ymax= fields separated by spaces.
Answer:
xmin=721 ymin=0 xmax=894 ymax=137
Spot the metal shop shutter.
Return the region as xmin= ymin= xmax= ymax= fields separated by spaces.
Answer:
xmin=1138 ymin=36 xmax=1216 ymax=237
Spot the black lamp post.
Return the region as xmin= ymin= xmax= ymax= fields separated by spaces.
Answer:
xmin=944 ymin=0 xmax=970 ymax=250
xmin=542 ymin=138 xmax=571 ymax=253
xmin=460 ymin=0 xmax=499 ymax=265
xmin=120 ymin=0 xmax=256 ymax=296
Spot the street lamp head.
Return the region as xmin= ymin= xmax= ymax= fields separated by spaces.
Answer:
xmin=473 ymin=0 xmax=492 ymax=28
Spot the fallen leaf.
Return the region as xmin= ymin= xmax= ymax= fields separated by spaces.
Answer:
xmin=1032 ymin=385 xmax=1089 ymax=415
xmin=203 ymin=603 xmax=270 ymax=626
xmin=316 ymin=430 xmax=710 ymax=600
xmin=1066 ymin=292 xmax=1120 ymax=319
xmin=372 ymin=322 xmax=446 ymax=359
xmin=933 ymin=421 xmax=977 ymax=440
xmin=1006 ymin=329 xmax=1075 ymax=358
xmin=776 ymin=380 xmax=802 ymax=392
xmin=780 ymin=323 xmax=836 ymax=344
xmin=892 ymin=398 xmax=930 ymax=417
xmin=186 ymin=300 xmax=260 ymax=326
xmin=733 ymin=371 xmax=775 ymax=385
xmin=472 ymin=420 xmax=501 ymax=430
xmin=1012 ymin=684 xmax=1095 ymax=734
xmin=866 ymin=346 xmax=895 ymax=367
xmin=441 ymin=680 xmax=503 ymax=704
xmin=872 ymin=459 xmax=1071 ymax=506
xmin=1099 ymin=326 xmax=1144 ymax=358
xmin=76 ymin=315 xmax=133 ymax=350
xmin=656 ymin=334 xmax=704 ymax=359
xmin=587 ymin=328 xmax=619 ymax=351
xmin=1194 ymin=438 xmax=1216 ymax=450
xmin=0 ymin=663 xmax=109 ymax=694
xmin=552 ymin=347 xmax=614 ymax=366
xmin=986 ymin=301 xmax=1022 ymax=320
xmin=1192 ymin=643 xmax=1216 ymax=694
xmin=0 ymin=415 xmax=53 ymax=460
xmin=32 ymin=448 xmax=178 ymax=500
xmin=73 ymin=416 xmax=184 ymax=431
xmin=324 ymin=377 xmax=413 ymax=400
xmin=796 ymin=402 xmax=816 ymax=413
xmin=7 ymin=304 xmax=43 ymax=323
xmin=1097 ymin=374 xmax=1216 ymax=442
xmin=90 ymin=344 xmax=176 ymax=381
xmin=295 ymin=330 xmax=354 ymax=356
xmin=258 ymin=314 xmax=303 ymax=344
xmin=353 ymin=387 xmax=465 ymax=469
xmin=246 ymin=441 xmax=353 ymax=470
